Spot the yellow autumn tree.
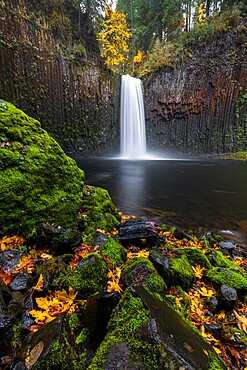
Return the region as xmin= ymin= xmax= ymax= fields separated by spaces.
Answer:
xmin=97 ymin=7 xmax=131 ymax=71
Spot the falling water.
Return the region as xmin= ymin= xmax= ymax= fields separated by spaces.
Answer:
xmin=120 ymin=74 xmax=146 ymax=159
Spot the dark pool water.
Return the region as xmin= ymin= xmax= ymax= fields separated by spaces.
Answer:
xmin=74 ymin=158 xmax=247 ymax=241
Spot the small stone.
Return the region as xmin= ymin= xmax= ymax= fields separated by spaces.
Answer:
xmin=9 ymin=272 xmax=33 ymax=291
xmin=219 ymin=240 xmax=235 ymax=250
xmin=220 ymin=284 xmax=237 ymax=302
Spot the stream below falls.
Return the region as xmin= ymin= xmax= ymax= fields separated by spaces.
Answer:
xmin=74 ymin=158 xmax=247 ymax=243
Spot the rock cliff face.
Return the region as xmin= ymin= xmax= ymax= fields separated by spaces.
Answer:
xmin=144 ymin=32 xmax=247 ymax=155
xmin=0 ymin=0 xmax=120 ymax=156
xmin=0 ymin=1 xmax=246 ymax=156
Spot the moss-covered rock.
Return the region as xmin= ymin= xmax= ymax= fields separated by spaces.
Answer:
xmin=58 ymin=253 xmax=108 ymax=298
xmin=150 ymin=249 xmax=194 ymax=290
xmin=87 ymin=289 xmax=161 ymax=370
xmin=79 ymin=185 xmax=121 ymax=234
xmin=206 ymin=267 xmax=247 ymax=290
xmin=0 ymin=100 xmax=85 ymax=236
xmin=178 ymin=248 xmax=212 ymax=268
xmin=122 ymin=257 xmax=167 ymax=293
xmin=100 ymin=238 xmax=127 ymax=268
xmin=208 ymin=251 xmax=238 ymax=269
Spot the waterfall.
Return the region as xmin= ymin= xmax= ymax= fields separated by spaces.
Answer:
xmin=120 ymin=74 xmax=146 ymax=159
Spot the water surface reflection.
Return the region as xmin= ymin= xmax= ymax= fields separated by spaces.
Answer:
xmin=75 ymin=158 xmax=247 ymax=241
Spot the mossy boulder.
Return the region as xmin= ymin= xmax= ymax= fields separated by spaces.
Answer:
xmin=87 ymin=289 xmax=161 ymax=370
xmin=100 ymin=238 xmax=127 ymax=268
xmin=206 ymin=267 xmax=247 ymax=290
xmin=150 ymin=249 xmax=194 ymax=290
xmin=178 ymin=248 xmax=212 ymax=268
xmin=0 ymin=100 xmax=85 ymax=236
xmin=207 ymin=251 xmax=238 ymax=269
xmin=122 ymin=257 xmax=167 ymax=293
xmin=58 ymin=253 xmax=108 ymax=298
xmin=79 ymin=185 xmax=121 ymax=234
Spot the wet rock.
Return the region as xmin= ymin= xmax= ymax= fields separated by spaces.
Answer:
xmin=150 ymin=247 xmax=194 ymax=290
xmin=220 ymin=284 xmax=237 ymax=302
xmin=36 ymin=256 xmax=70 ymax=291
xmin=133 ymin=286 xmax=225 ymax=370
xmin=206 ymin=268 xmax=247 ymax=290
xmin=6 ymin=315 xmax=64 ymax=369
xmin=205 ymin=296 xmax=219 ymax=312
xmin=0 ymin=278 xmax=24 ymax=329
xmin=219 ymin=240 xmax=235 ymax=251
xmin=90 ymin=231 xmax=109 ymax=247
xmin=117 ymin=219 xmax=161 ymax=242
xmin=122 ymin=258 xmax=166 ymax=293
xmin=21 ymin=289 xmax=36 ymax=330
xmin=85 ymin=291 xmax=120 ymax=345
xmin=59 ymin=253 xmax=108 ymax=298
xmin=204 ymin=323 xmax=222 ymax=340
xmin=89 ymin=288 xmax=225 ymax=370
xmin=0 ymin=249 xmax=25 ymax=272
xmin=9 ymin=272 xmax=33 ymax=292
xmin=30 ymin=223 xmax=83 ymax=255
xmin=101 ymin=343 xmax=133 ymax=370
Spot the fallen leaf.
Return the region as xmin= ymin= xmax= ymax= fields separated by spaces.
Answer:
xmin=25 ymin=341 xmax=44 ymax=369
xmin=33 ymin=274 xmax=44 ymax=292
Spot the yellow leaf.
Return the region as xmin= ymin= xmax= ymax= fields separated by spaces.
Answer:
xmin=233 ymin=309 xmax=247 ymax=333
xmin=215 ymin=311 xmax=225 ymax=320
xmin=107 ymin=280 xmax=122 ymax=293
xmin=15 ymin=254 xmax=35 ymax=273
xmin=198 ymin=286 xmax=215 ymax=298
xmin=192 ymin=265 xmax=206 ymax=279
xmin=127 ymin=249 xmax=150 ymax=259
xmin=34 ymin=274 xmax=44 ymax=292
xmin=213 ymin=346 xmax=221 ymax=355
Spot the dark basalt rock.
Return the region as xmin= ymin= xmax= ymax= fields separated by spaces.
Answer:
xmin=85 ymin=291 xmax=120 ymax=345
xmin=30 ymin=223 xmax=82 ymax=255
xmin=0 ymin=278 xmax=24 ymax=329
xmin=90 ymin=231 xmax=109 ymax=247
xmin=9 ymin=272 xmax=33 ymax=292
xmin=204 ymin=323 xmax=222 ymax=340
xmin=117 ymin=219 xmax=161 ymax=241
xmin=219 ymin=240 xmax=235 ymax=251
xmin=21 ymin=288 xmax=36 ymax=330
xmin=123 ymin=263 xmax=153 ymax=287
xmin=0 ymin=249 xmax=25 ymax=272
xmin=132 ymin=286 xmax=226 ymax=370
xmin=220 ymin=284 xmax=237 ymax=302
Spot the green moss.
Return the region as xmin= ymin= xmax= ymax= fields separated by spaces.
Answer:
xmin=206 ymin=267 xmax=247 ymax=289
xmin=208 ymin=351 xmax=225 ymax=370
xmin=100 ymin=238 xmax=127 ymax=268
xmin=213 ymin=151 xmax=247 ymax=161
xmin=88 ymin=289 xmax=160 ymax=369
xmin=147 ymin=273 xmax=167 ymax=293
xmin=75 ymin=328 xmax=90 ymax=345
xmin=79 ymin=185 xmax=120 ymax=235
xmin=122 ymin=257 xmax=166 ymax=293
xmin=68 ymin=313 xmax=80 ymax=332
xmin=158 ymin=253 xmax=194 ymax=290
xmin=0 ymin=101 xmax=85 ymax=236
xmin=208 ymin=251 xmax=239 ymax=269
xmin=32 ymin=333 xmax=88 ymax=370
xmin=59 ymin=253 xmax=108 ymax=298
xmin=177 ymin=248 xmax=212 ymax=268
xmin=11 ymin=322 xmax=22 ymax=349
